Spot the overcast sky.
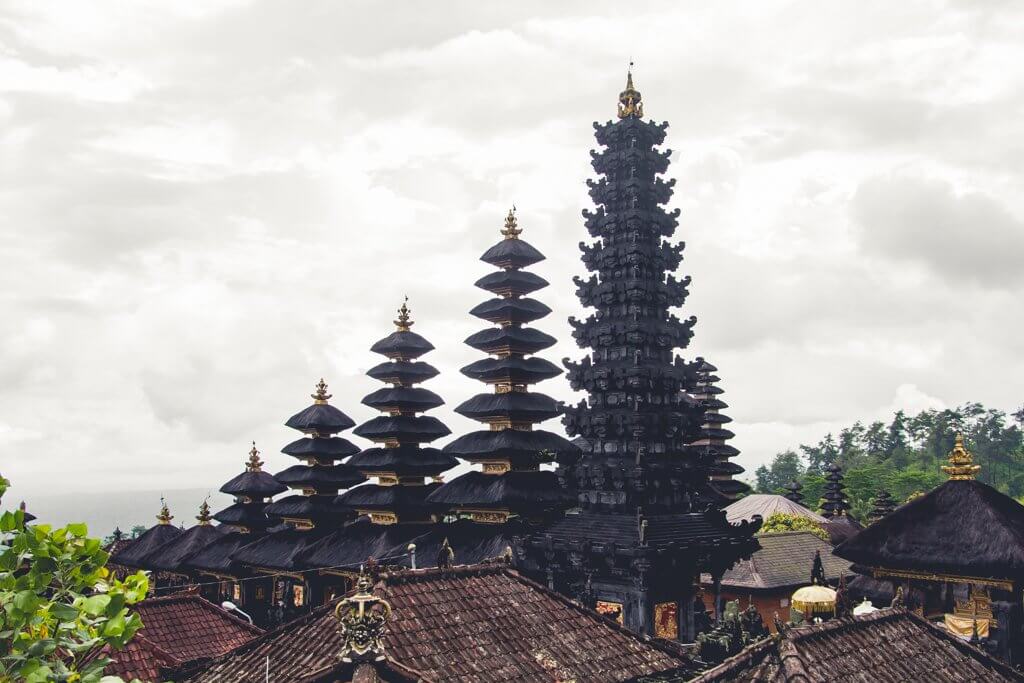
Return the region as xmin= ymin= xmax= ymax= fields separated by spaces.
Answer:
xmin=2 ymin=1 xmax=1022 ymax=507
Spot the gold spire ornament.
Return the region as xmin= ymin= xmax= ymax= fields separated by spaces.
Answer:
xmin=312 ymin=378 xmax=332 ymax=404
xmin=942 ymin=433 xmax=981 ymax=480
xmin=617 ymin=63 xmax=643 ymax=119
xmin=394 ymin=296 xmax=413 ymax=331
xmin=246 ymin=441 xmax=264 ymax=472
xmin=157 ymin=497 xmax=173 ymax=525
xmin=335 ymin=570 xmax=392 ymax=662
xmin=500 ymin=206 xmax=522 ymax=240
xmin=197 ymin=498 xmax=212 ymax=525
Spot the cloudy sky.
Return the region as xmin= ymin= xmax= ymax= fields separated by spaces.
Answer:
xmin=2 ymin=1 xmax=1022 ymax=509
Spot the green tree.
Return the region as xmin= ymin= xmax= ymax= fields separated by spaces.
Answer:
xmin=128 ymin=526 xmax=146 ymax=540
xmin=753 ymin=450 xmax=803 ymax=494
xmin=756 ymin=513 xmax=829 ymax=542
xmin=0 ymin=474 xmax=149 ymax=683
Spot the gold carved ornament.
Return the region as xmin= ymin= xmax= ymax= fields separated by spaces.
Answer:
xmin=394 ymin=296 xmax=413 ymax=332
xmin=156 ymin=497 xmax=173 ymax=525
xmin=245 ymin=441 xmax=264 ymax=472
xmin=942 ymin=433 xmax=980 ymax=480
xmin=617 ymin=65 xmax=644 ymax=119
xmin=312 ymin=378 xmax=332 ymax=404
xmin=336 ymin=572 xmax=393 ymax=661
xmin=500 ymin=206 xmax=522 ymax=240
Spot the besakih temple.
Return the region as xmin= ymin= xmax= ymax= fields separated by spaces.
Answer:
xmin=835 ymin=434 xmax=1024 ymax=665
xmin=519 ymin=69 xmax=759 ymax=641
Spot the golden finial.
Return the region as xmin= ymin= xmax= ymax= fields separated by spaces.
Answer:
xmin=197 ymin=498 xmax=212 ymax=525
xmin=617 ymin=61 xmax=643 ymax=119
xmin=394 ymin=296 xmax=413 ymax=332
xmin=500 ymin=206 xmax=521 ymax=240
xmin=335 ymin=568 xmax=392 ymax=662
xmin=942 ymin=433 xmax=980 ymax=480
xmin=246 ymin=441 xmax=263 ymax=472
xmin=312 ymin=378 xmax=332 ymax=404
xmin=157 ymin=497 xmax=173 ymax=525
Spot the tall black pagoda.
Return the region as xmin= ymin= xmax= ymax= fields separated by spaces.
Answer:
xmin=298 ymin=300 xmax=457 ymax=581
xmin=689 ymin=357 xmax=749 ymax=502
xmin=523 ymin=71 xmax=759 ymax=641
xmin=819 ymin=463 xmax=864 ymax=544
xmin=428 ymin=210 xmax=579 ymax=525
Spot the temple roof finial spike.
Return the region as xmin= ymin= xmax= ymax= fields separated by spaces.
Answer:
xmin=246 ymin=440 xmax=264 ymax=472
xmin=157 ymin=496 xmax=173 ymax=525
xmin=942 ymin=433 xmax=980 ymax=480
xmin=617 ymin=60 xmax=643 ymax=119
xmin=394 ymin=295 xmax=413 ymax=331
xmin=312 ymin=378 xmax=332 ymax=404
xmin=197 ymin=497 xmax=212 ymax=525
xmin=500 ymin=205 xmax=522 ymax=240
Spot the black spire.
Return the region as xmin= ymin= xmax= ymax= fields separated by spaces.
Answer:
xmin=689 ymin=358 xmax=749 ymax=502
xmin=429 ymin=209 xmax=580 ymax=524
xmin=213 ymin=442 xmax=287 ymax=533
xmin=868 ymin=489 xmax=896 ymax=524
xmin=820 ymin=463 xmax=851 ymax=518
xmin=341 ymin=299 xmax=456 ymax=523
xmin=784 ymin=480 xmax=804 ymax=505
xmin=810 ymin=550 xmax=825 ymax=585
xmin=263 ymin=379 xmax=366 ymax=529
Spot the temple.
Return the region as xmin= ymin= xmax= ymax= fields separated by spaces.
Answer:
xmin=521 ymin=69 xmax=759 ymax=641
xmin=689 ymin=357 xmax=749 ymax=502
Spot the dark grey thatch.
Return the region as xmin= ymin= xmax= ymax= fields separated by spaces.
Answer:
xmin=369 ymin=330 xmax=434 ymax=360
xmin=823 ymin=514 xmax=864 ymax=545
xmin=474 ymin=269 xmax=548 ymax=295
xmin=425 ymin=471 xmax=568 ymax=510
xmin=460 ymin=356 xmax=561 ymax=384
xmin=110 ymin=523 xmax=182 ymax=569
xmin=142 ymin=524 xmax=226 ymax=572
xmin=463 ymin=326 xmax=556 ymax=355
xmin=480 ymin=237 xmax=544 ymax=269
xmin=834 ymin=479 xmax=1024 ymax=579
xmin=231 ymin=527 xmax=331 ymax=571
xmin=469 ymin=297 xmax=551 ymax=325
xmin=297 ymin=517 xmax=423 ymax=570
xmin=454 ymin=392 xmax=560 ymax=422
xmin=346 ymin=446 xmax=458 ymax=476
xmin=184 ymin=531 xmax=254 ymax=574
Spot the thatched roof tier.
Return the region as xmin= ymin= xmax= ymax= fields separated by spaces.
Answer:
xmin=279 ymin=436 xmax=360 ymax=461
xmin=469 ymin=297 xmax=551 ymax=325
xmin=143 ymin=524 xmax=227 ymax=573
xmin=273 ymin=463 xmax=365 ymax=490
xmin=361 ymin=386 xmax=444 ymax=413
xmin=336 ymin=482 xmax=442 ymax=512
xmin=111 ymin=523 xmax=183 ymax=569
xmin=353 ymin=415 xmax=451 ymax=444
xmin=479 ymin=236 xmax=545 ymax=269
xmin=218 ymin=470 xmax=287 ymax=498
xmin=369 ymin=329 xmax=435 ymax=361
xmin=460 ymin=356 xmax=562 ymax=385
xmin=212 ymin=502 xmax=273 ymax=529
xmin=442 ymin=429 xmax=580 ymax=466
xmin=834 ymin=478 xmax=1024 ymax=581
xmin=365 ymin=359 xmax=439 ymax=386
xmin=346 ymin=446 xmax=458 ymax=477
xmin=463 ymin=326 xmax=556 ymax=356
xmin=262 ymin=494 xmax=353 ymax=523
xmin=425 ymin=471 xmax=569 ymax=512
xmin=474 ymin=269 xmax=548 ymax=297
xmin=296 ymin=517 xmax=424 ymax=570
xmin=283 ymin=402 xmax=356 ymax=435
xmin=454 ymin=391 xmax=561 ymax=423
xmin=824 ymin=514 xmax=864 ymax=545
xmin=230 ymin=526 xmax=332 ymax=571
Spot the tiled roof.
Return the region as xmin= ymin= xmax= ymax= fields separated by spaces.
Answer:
xmin=704 ymin=531 xmax=851 ymax=590
xmin=724 ymin=495 xmax=826 ymax=524
xmin=183 ymin=564 xmax=695 ymax=683
xmin=100 ymin=591 xmax=262 ymax=682
xmin=691 ymin=607 xmax=1023 ymax=682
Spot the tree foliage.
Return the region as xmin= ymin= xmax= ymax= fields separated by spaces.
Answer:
xmin=752 ymin=403 xmax=1023 ymax=518
xmin=0 ymin=474 xmax=149 ymax=683
xmin=756 ymin=513 xmax=829 ymax=542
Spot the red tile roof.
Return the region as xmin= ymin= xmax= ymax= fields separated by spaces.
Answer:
xmin=183 ymin=564 xmax=695 ymax=682
xmin=101 ymin=590 xmax=262 ymax=682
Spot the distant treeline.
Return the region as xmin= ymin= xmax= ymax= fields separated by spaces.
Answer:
xmin=752 ymin=403 xmax=1024 ymax=519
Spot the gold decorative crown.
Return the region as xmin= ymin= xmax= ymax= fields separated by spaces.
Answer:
xmin=617 ymin=63 xmax=643 ymax=119
xmin=312 ymin=378 xmax=332 ymax=404
xmin=500 ymin=206 xmax=521 ymax=240
xmin=942 ymin=433 xmax=980 ymax=480
xmin=394 ymin=296 xmax=413 ymax=332
xmin=197 ymin=498 xmax=212 ymax=525
xmin=157 ymin=497 xmax=173 ymax=525
xmin=335 ymin=570 xmax=392 ymax=662
xmin=246 ymin=441 xmax=264 ymax=472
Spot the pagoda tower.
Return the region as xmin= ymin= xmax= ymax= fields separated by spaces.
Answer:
xmin=232 ymin=380 xmax=366 ymax=611
xmin=427 ymin=208 xmax=579 ymax=536
xmin=820 ymin=463 xmax=851 ymax=518
xmin=867 ymin=489 xmax=897 ymax=524
xmin=688 ymin=357 xmax=749 ymax=502
xmin=214 ymin=442 xmax=288 ymax=533
xmin=523 ymin=70 xmax=759 ymax=641
xmin=784 ymin=480 xmax=805 ymax=505
xmin=299 ymin=300 xmax=457 ymax=581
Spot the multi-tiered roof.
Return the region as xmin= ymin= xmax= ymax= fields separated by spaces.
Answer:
xmin=299 ymin=302 xmax=457 ymax=572
xmin=819 ymin=463 xmax=864 ymax=544
xmin=110 ymin=500 xmax=184 ymax=569
xmin=689 ymin=357 xmax=750 ymax=502
xmin=428 ymin=209 xmax=579 ymax=531
xmin=232 ymin=380 xmax=366 ymax=572
xmin=141 ymin=500 xmax=226 ymax=575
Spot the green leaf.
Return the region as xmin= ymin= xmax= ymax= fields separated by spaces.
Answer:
xmin=66 ymin=522 xmax=89 ymax=537
xmin=81 ymin=594 xmax=111 ymax=616
xmin=13 ymin=589 xmax=39 ymax=613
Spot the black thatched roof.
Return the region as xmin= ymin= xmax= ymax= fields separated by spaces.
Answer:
xmin=464 ymin=326 xmax=556 ymax=356
xmin=454 ymin=392 xmax=561 ymax=423
xmin=143 ymin=524 xmax=227 ymax=573
xmin=346 ymin=446 xmax=458 ymax=477
xmin=184 ymin=530 xmax=256 ymax=574
xmin=365 ymin=359 xmax=439 ymax=386
xmin=834 ymin=479 xmax=1024 ymax=579
xmin=460 ymin=356 xmax=561 ymax=384
xmin=296 ymin=517 xmax=424 ymax=570
xmin=262 ymin=494 xmax=351 ymax=522
xmin=284 ymin=403 xmax=355 ymax=435
xmin=426 ymin=471 xmax=569 ymax=511
xmin=280 ymin=436 xmax=360 ymax=461
xmin=474 ymin=269 xmax=548 ymax=296
xmin=823 ymin=514 xmax=864 ymax=545
xmin=273 ymin=463 xmax=366 ymax=489
xmin=361 ymin=386 xmax=444 ymax=413
xmin=336 ymin=482 xmax=441 ymax=511
xmin=386 ymin=519 xmax=521 ymax=569
xmin=231 ymin=527 xmax=332 ymax=571
xmin=353 ymin=415 xmax=451 ymax=443
xmin=369 ymin=330 xmax=434 ymax=360
xmin=479 ymin=237 xmax=545 ymax=269
xmin=111 ymin=524 xmax=183 ymax=569
xmin=442 ymin=429 xmax=580 ymax=465
xmin=469 ymin=297 xmax=551 ymax=325
xmin=219 ymin=470 xmax=286 ymax=498
xmin=212 ymin=502 xmax=273 ymax=529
